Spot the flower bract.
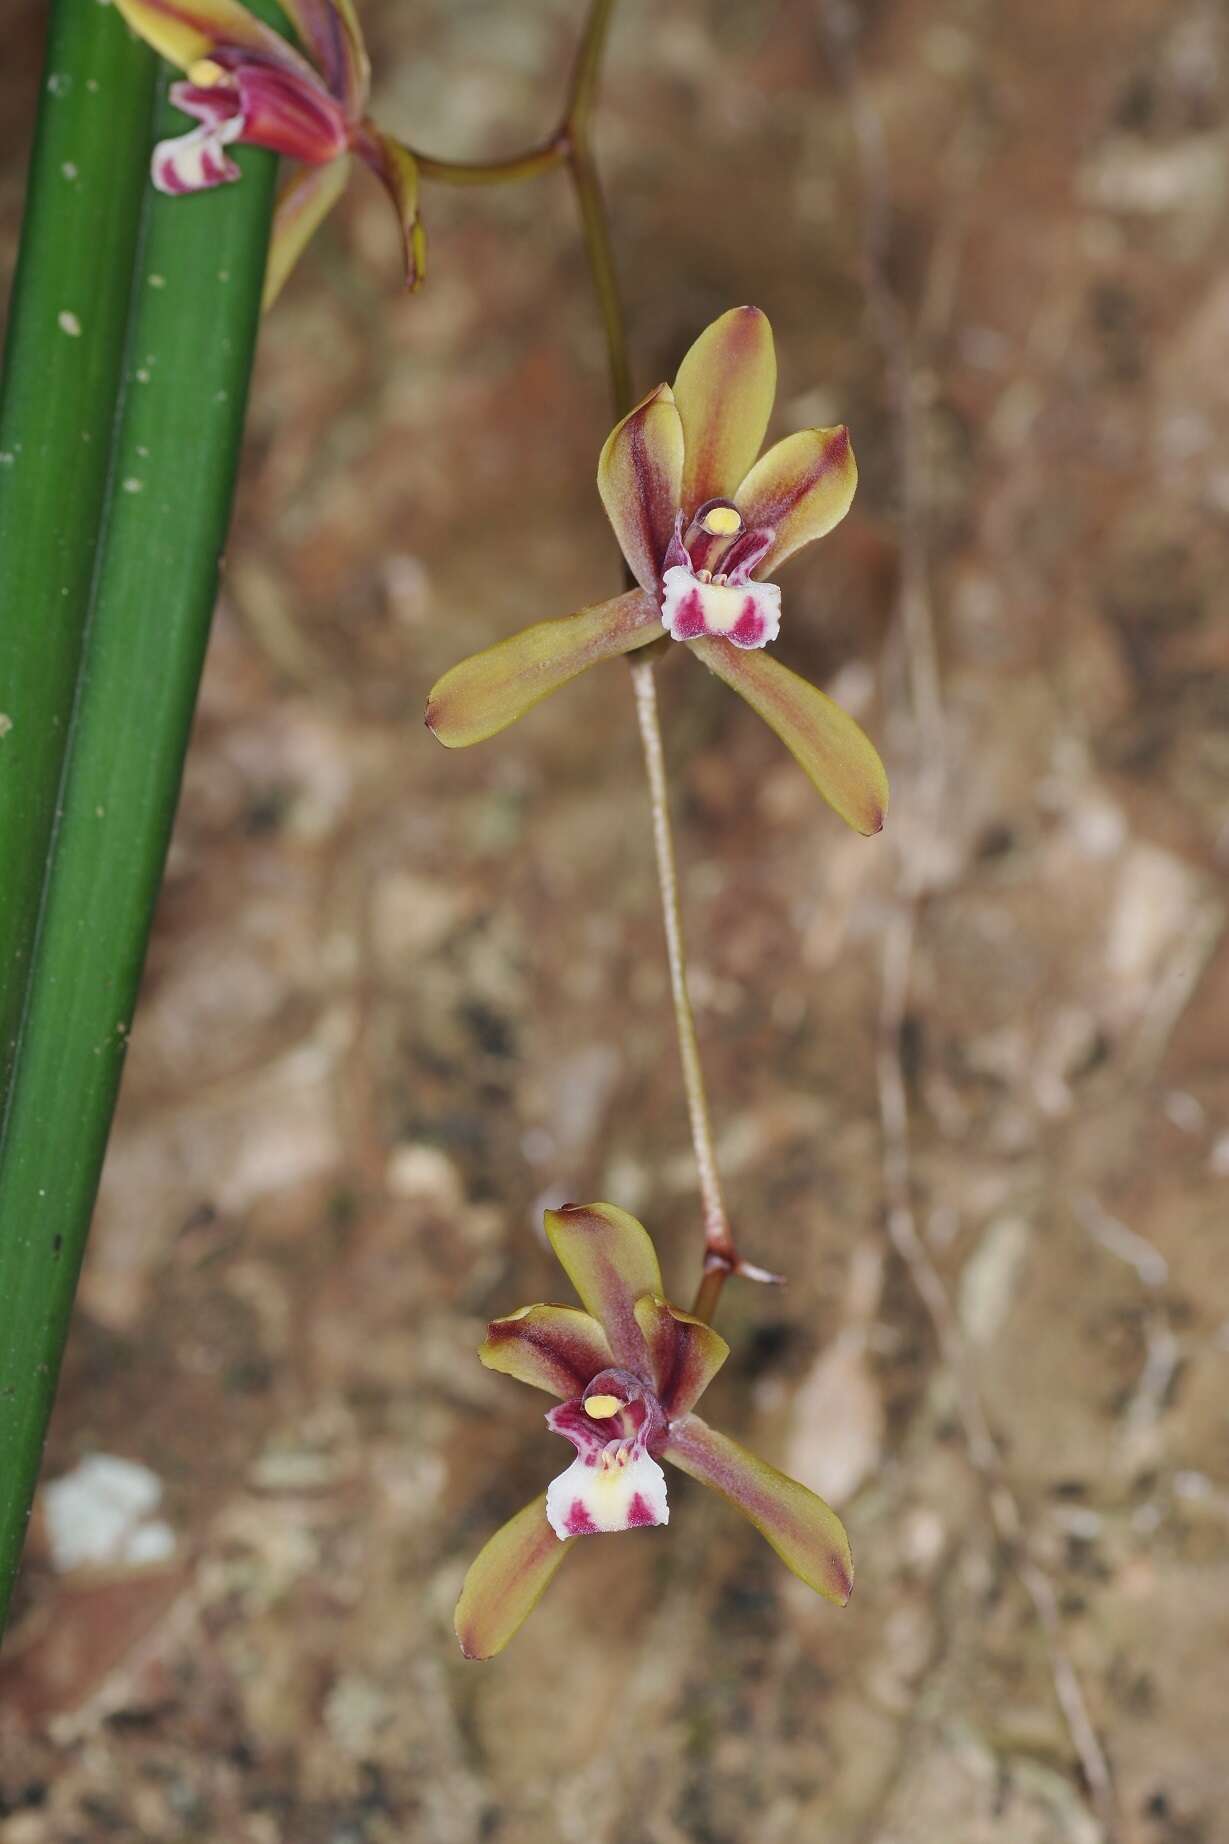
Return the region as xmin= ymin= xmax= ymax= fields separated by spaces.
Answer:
xmin=454 ymin=1202 xmax=854 ymax=1660
xmin=427 ymin=307 xmax=889 ymax=836
xmin=113 ymin=0 xmax=425 ymax=306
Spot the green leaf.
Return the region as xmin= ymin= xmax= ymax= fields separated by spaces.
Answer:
xmin=426 ymin=588 xmax=661 ymax=747
xmin=690 ymin=636 xmax=888 ymax=836
xmin=0 ymin=2 xmax=157 ymax=1100
xmin=0 ymin=7 xmax=277 ymax=1638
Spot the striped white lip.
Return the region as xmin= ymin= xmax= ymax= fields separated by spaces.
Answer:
xmin=660 ymin=565 xmax=781 ymax=650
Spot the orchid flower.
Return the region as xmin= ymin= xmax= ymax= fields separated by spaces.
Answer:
xmin=455 ymin=1202 xmax=853 ymax=1659
xmin=427 ymin=307 xmax=888 ymax=835
xmin=112 ymin=0 xmax=424 ymax=307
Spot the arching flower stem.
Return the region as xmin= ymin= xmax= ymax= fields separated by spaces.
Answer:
xmin=412 ymin=0 xmax=775 ymax=1320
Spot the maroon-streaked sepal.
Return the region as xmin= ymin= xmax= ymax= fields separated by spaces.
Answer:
xmin=543 ymin=1204 xmax=662 ymax=1377
xmin=479 ymin=1304 xmax=613 ymax=1399
xmin=425 ymin=589 xmax=662 ymax=748
xmin=278 ymin=0 xmax=370 ymax=114
xmin=596 ymin=385 xmax=685 ymax=595
xmin=734 ymin=426 xmax=858 ymax=574
xmin=354 ymin=127 xmax=426 ymax=292
xmin=664 ymin=1413 xmax=853 ymax=1605
xmin=633 ymin=1295 xmax=729 ymax=1418
xmin=690 ymin=638 xmax=888 ymax=836
xmin=454 ymin=1494 xmax=575 ymax=1660
xmin=672 ymin=306 xmax=777 ymax=513
xmin=263 ymin=156 xmax=352 ymax=308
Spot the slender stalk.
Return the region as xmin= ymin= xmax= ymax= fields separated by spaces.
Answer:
xmin=565 ymin=143 xmax=632 ymax=425
xmin=567 ymin=0 xmax=619 ymax=125
xmin=630 ymin=659 xmax=731 ymax=1255
xmin=556 ymin=0 xmax=762 ymax=1317
xmin=561 ymin=0 xmax=632 ymax=424
xmin=413 ymin=143 xmax=563 ymax=187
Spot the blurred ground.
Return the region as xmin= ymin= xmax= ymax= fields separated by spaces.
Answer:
xmin=2 ymin=0 xmax=1229 ymax=1839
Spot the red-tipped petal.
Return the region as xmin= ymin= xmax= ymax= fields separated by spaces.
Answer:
xmin=633 ymin=1295 xmax=729 ymax=1417
xmin=596 ymin=385 xmax=685 ymax=594
xmin=664 ymin=1413 xmax=853 ymax=1605
xmin=454 ymin=1495 xmax=575 ymax=1660
xmin=356 ymin=129 xmax=425 ymax=291
xmin=113 ymin=0 xmax=317 ymax=77
xmin=672 ymin=306 xmax=777 ymax=514
xmin=690 ymin=638 xmax=888 ymax=836
xmin=426 ymin=589 xmax=661 ymax=748
xmin=479 ymin=1304 xmax=613 ymax=1399
xmin=277 ymin=0 xmax=369 ymax=111
xmin=262 ymin=155 xmax=351 ymax=310
xmin=543 ymin=1204 xmax=663 ymax=1377
xmin=734 ymin=426 xmax=858 ymax=574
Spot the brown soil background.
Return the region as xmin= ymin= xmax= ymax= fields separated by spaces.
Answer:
xmin=2 ymin=0 xmax=1228 ymax=1839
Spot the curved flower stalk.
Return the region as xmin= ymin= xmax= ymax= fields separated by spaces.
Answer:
xmin=427 ymin=307 xmax=888 ymax=835
xmin=455 ymin=1202 xmax=853 ymax=1659
xmin=112 ymin=0 xmax=424 ymax=306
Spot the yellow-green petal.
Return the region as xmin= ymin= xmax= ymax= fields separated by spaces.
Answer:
xmin=633 ymin=1294 xmax=729 ymax=1417
xmin=672 ymin=306 xmax=777 ymax=514
xmin=112 ymin=0 xmax=317 ymax=77
xmin=665 ymin=1413 xmax=853 ymax=1605
xmin=733 ymin=425 xmax=858 ymax=574
xmin=544 ymin=1203 xmax=663 ymax=1375
xmin=690 ymin=638 xmax=888 ymax=836
xmin=426 ymin=589 xmax=661 ymax=748
xmin=480 ymin=1304 xmax=613 ymax=1399
xmin=455 ymin=1494 xmax=575 ymax=1660
xmin=262 ymin=156 xmax=351 ymax=311
xmin=596 ymin=384 xmax=684 ymax=594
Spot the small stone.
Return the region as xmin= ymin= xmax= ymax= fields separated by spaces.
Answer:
xmin=42 ymin=1454 xmax=173 ymax=1572
xmin=385 ymin=1142 xmax=464 ymax=1212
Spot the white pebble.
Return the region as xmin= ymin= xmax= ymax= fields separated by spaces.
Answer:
xmin=42 ymin=1454 xmax=173 ymax=1572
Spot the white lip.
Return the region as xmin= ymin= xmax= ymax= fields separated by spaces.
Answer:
xmin=545 ymin=1449 xmax=670 ymax=1539
xmin=660 ymin=565 xmax=782 ymax=649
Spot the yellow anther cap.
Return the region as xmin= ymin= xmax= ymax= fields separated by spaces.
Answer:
xmin=584 ymin=1393 xmax=624 ymax=1419
xmin=700 ymin=504 xmax=742 ymax=537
